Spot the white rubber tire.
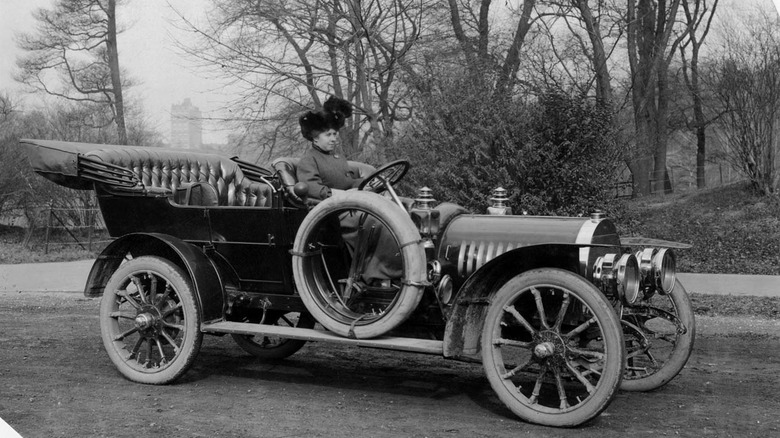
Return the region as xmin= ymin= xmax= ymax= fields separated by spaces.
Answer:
xmin=100 ymin=256 xmax=202 ymax=384
xmin=292 ymin=191 xmax=426 ymax=339
xmin=621 ymin=279 xmax=695 ymax=391
xmin=481 ymin=268 xmax=625 ymax=427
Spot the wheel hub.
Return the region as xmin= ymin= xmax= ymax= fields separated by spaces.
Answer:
xmin=534 ymin=342 xmax=555 ymax=358
xmin=134 ymin=312 xmax=159 ymax=331
xmin=533 ymin=331 xmax=567 ymax=365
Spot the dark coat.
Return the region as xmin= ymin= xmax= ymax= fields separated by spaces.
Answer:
xmin=296 ymin=147 xmax=362 ymax=200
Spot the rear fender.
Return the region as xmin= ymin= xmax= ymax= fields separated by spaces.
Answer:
xmin=443 ymin=244 xmax=584 ymax=360
xmin=84 ymin=233 xmax=226 ymax=323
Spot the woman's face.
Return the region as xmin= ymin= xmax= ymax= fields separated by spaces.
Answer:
xmin=313 ymin=129 xmax=339 ymax=152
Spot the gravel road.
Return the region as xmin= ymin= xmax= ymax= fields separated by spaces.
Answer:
xmin=0 ymin=291 xmax=778 ymax=438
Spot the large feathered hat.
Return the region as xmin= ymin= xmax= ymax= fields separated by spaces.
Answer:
xmin=299 ymin=96 xmax=353 ymax=141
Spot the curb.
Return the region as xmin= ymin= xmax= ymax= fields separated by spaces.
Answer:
xmin=678 ymin=273 xmax=780 ymax=298
xmin=0 ymin=259 xmax=94 ymax=293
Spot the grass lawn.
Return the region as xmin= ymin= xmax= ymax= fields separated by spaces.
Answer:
xmin=617 ymin=181 xmax=780 ymax=276
xmin=691 ymin=292 xmax=780 ymax=319
xmin=0 ymin=224 xmax=105 ymax=264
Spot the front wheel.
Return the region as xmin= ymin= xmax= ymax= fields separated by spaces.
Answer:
xmin=621 ymin=279 xmax=695 ymax=391
xmin=481 ymin=269 xmax=625 ymax=427
xmin=100 ymin=256 xmax=202 ymax=384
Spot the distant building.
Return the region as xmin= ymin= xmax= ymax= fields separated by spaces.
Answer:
xmin=170 ymin=98 xmax=203 ymax=149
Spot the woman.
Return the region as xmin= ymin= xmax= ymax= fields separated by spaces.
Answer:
xmin=296 ymin=96 xmax=401 ymax=286
xmin=296 ymin=96 xmax=362 ymax=200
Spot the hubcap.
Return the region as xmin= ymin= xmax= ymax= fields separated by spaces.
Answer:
xmin=134 ymin=313 xmax=156 ymax=330
xmin=534 ymin=341 xmax=555 ymax=358
xmin=532 ymin=331 xmax=567 ymax=365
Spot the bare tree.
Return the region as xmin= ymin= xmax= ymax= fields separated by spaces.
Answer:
xmin=0 ymin=94 xmax=53 ymax=237
xmin=572 ymin=1 xmax=616 ymax=104
xmin=626 ymin=0 xmax=691 ymax=196
xmin=15 ymin=0 xmax=129 ymax=144
xmin=0 ymin=94 xmax=28 ymax=212
xmin=536 ymin=1 xmax=622 ymax=104
xmin=445 ymin=0 xmax=538 ymax=96
xmin=678 ymin=0 xmax=719 ymax=189
xmin=713 ymin=9 xmax=780 ymax=195
xmin=178 ymin=0 xmax=434 ymax=161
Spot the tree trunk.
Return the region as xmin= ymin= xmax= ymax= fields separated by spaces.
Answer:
xmin=681 ymin=0 xmax=720 ymax=189
xmin=626 ymin=0 xmax=682 ymax=196
xmin=628 ymin=154 xmax=653 ymax=196
xmin=575 ymin=0 xmax=612 ymax=105
xmin=769 ymin=109 xmax=778 ymax=194
xmin=106 ymin=0 xmax=127 ymax=145
xmin=446 ymin=0 xmax=477 ymax=68
xmin=630 ymin=108 xmax=654 ymax=195
xmin=630 ymin=86 xmax=657 ymax=196
xmin=691 ymin=45 xmax=707 ymax=189
xmin=653 ymin=68 xmax=671 ymax=194
xmin=691 ymin=47 xmax=706 ymax=189
xmin=495 ymin=0 xmax=536 ymax=96
xmin=696 ymin=125 xmax=706 ymax=188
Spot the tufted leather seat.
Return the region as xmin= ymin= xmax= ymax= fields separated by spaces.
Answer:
xmin=87 ymin=147 xmax=273 ymax=207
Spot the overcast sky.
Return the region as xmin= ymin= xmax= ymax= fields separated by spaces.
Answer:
xmin=1 ymin=0 xmax=779 ymax=145
xmin=0 ymin=0 xmax=231 ymax=144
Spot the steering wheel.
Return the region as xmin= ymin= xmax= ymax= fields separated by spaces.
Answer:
xmin=358 ymin=160 xmax=410 ymax=193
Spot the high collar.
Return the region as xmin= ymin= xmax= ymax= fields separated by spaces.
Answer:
xmin=311 ymin=143 xmax=332 ymax=155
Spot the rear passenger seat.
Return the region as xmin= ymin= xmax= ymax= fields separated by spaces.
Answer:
xmin=87 ymin=147 xmax=273 ymax=207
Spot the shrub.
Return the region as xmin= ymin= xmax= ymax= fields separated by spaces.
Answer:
xmin=390 ymin=84 xmax=624 ymax=216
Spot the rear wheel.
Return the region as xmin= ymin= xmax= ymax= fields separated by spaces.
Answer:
xmin=100 ymin=256 xmax=202 ymax=384
xmin=621 ymin=279 xmax=695 ymax=391
xmin=231 ymin=311 xmax=315 ymax=359
xmin=481 ymin=269 xmax=625 ymax=427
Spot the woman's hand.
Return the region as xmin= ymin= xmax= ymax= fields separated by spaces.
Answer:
xmin=329 ymin=188 xmax=347 ymax=197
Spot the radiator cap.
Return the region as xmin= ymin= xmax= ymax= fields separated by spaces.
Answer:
xmin=590 ymin=210 xmax=606 ymax=220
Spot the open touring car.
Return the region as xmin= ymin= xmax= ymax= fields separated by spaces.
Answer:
xmin=18 ymin=138 xmax=695 ymax=427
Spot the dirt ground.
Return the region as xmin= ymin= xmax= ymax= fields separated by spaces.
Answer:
xmin=0 ymin=291 xmax=778 ymax=438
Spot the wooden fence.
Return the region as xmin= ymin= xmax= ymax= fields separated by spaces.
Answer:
xmin=42 ymin=204 xmax=110 ymax=254
xmin=1 ymin=202 xmax=111 ymax=254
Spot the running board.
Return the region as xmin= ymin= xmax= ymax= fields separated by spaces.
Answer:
xmin=201 ymin=321 xmax=444 ymax=355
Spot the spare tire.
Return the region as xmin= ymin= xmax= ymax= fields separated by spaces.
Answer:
xmin=291 ymin=191 xmax=427 ymax=339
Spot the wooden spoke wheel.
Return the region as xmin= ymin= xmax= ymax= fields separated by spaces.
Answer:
xmin=231 ymin=311 xmax=315 ymax=360
xmin=100 ymin=256 xmax=202 ymax=384
xmin=621 ymin=279 xmax=695 ymax=391
xmin=481 ymin=268 xmax=625 ymax=427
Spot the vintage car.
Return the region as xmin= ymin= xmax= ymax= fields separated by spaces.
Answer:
xmin=18 ymin=138 xmax=695 ymax=428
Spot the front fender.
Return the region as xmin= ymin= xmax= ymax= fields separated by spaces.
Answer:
xmin=442 ymin=244 xmax=586 ymax=360
xmin=84 ymin=233 xmax=225 ymax=323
